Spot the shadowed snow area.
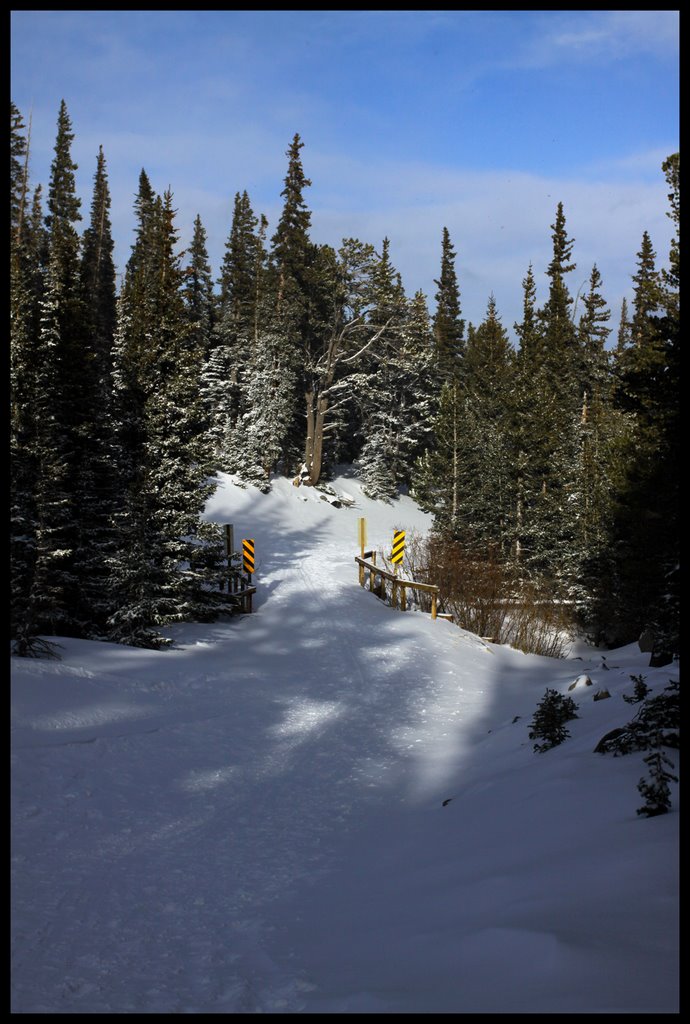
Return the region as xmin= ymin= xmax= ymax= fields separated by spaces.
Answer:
xmin=11 ymin=472 xmax=679 ymax=1013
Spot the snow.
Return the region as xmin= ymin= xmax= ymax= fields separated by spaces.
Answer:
xmin=11 ymin=470 xmax=679 ymax=1014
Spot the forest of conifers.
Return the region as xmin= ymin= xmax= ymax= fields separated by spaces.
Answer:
xmin=10 ymin=100 xmax=679 ymax=659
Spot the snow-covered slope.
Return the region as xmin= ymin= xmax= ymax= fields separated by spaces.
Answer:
xmin=11 ymin=471 xmax=679 ymax=1013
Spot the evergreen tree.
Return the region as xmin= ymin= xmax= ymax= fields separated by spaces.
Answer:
xmin=396 ymin=290 xmax=438 ymax=481
xmin=219 ymin=190 xmax=263 ymax=334
xmin=233 ymin=305 xmax=298 ymax=490
xmin=514 ymin=205 xmax=581 ymax=588
xmin=358 ymin=287 xmax=436 ymax=502
xmin=412 ymin=379 xmax=464 ymax=536
xmin=615 ymin=297 xmax=632 ymax=355
xmin=22 ymin=100 xmax=90 ymax=638
xmin=271 ymin=133 xmax=313 ymax=314
xmin=269 ymin=134 xmax=354 ymax=479
xmin=636 ymin=745 xmax=678 ymax=817
xmin=577 ymin=264 xmax=610 ymax=396
xmin=432 ymin=227 xmax=465 ymax=380
xmin=69 ymin=145 xmax=119 ymax=633
xmin=183 ymin=213 xmax=215 ymax=361
xmin=110 ymin=185 xmax=222 ymax=647
xmin=610 ymin=217 xmax=678 ymax=652
xmin=510 ymin=264 xmax=540 ymax=565
xmin=568 ymin=265 xmax=630 ymax=640
xmin=595 ymin=679 xmax=679 ymax=756
xmin=207 ymin=194 xmax=269 ymax=476
xmin=460 ymin=295 xmax=515 ymax=555
xmin=529 ymin=689 xmax=579 ymax=752
xmin=11 ymin=104 xmax=42 ymax=649
xmin=540 ymin=203 xmax=577 ymax=357
xmin=357 ymin=238 xmax=410 ymax=500
xmin=11 ymin=101 xmax=31 ymax=245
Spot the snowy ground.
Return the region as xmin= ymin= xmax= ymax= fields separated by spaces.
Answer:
xmin=11 ymin=471 xmax=679 ymax=1013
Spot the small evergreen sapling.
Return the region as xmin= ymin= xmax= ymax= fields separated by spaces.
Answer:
xmin=622 ymin=673 xmax=650 ymax=704
xmin=529 ymin=688 xmax=579 ymax=752
xmin=636 ymin=739 xmax=678 ymax=817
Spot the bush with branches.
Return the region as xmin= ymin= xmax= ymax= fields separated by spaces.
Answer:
xmin=637 ymin=741 xmax=678 ymax=817
xmin=528 ymin=688 xmax=579 ymax=752
xmin=393 ymin=532 xmax=574 ymax=656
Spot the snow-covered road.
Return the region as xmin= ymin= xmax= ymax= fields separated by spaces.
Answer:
xmin=11 ymin=474 xmax=679 ymax=1013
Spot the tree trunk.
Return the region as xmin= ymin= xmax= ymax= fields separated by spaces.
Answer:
xmin=303 ymin=389 xmax=328 ymax=486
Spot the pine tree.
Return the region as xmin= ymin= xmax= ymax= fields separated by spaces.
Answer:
xmin=514 ymin=205 xmax=581 ymax=588
xmin=610 ymin=216 xmax=678 ymax=652
xmin=207 ymin=194 xmax=269 ymax=477
xmin=540 ymin=202 xmax=578 ymax=365
xmin=412 ymin=378 xmax=464 ymax=536
xmin=511 ymin=264 xmax=541 ymax=565
xmin=219 ymin=190 xmax=263 ymax=333
xmin=568 ymin=265 xmax=629 ymax=641
xmin=68 ymin=145 xmax=119 ymax=633
xmin=110 ymin=185 xmax=222 ymax=646
xmin=357 ymin=238 xmax=410 ymax=500
xmin=183 ymin=213 xmax=215 ymax=361
xmin=269 ymin=134 xmax=324 ymax=476
xmin=11 ymin=101 xmax=31 ymax=246
xmin=271 ymin=133 xmax=313 ymax=313
xmin=11 ymin=104 xmax=43 ymax=650
xmin=529 ymin=689 xmax=579 ymax=752
xmin=358 ymin=287 xmax=436 ymax=503
xmin=636 ymin=744 xmax=678 ymax=817
xmin=432 ymin=227 xmax=465 ymax=380
xmin=459 ymin=295 xmax=515 ymax=555
xmin=616 ymin=296 xmax=632 ymax=351
xmin=234 ymin=305 xmax=298 ymax=490
xmin=22 ymin=100 xmax=90 ymax=638
xmin=577 ymin=265 xmax=610 ymax=395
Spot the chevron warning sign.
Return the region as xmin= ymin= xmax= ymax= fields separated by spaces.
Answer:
xmin=242 ymin=538 xmax=255 ymax=575
xmin=391 ymin=529 xmax=405 ymax=565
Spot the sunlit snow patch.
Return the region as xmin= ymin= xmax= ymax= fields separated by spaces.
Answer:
xmin=270 ymin=699 xmax=344 ymax=738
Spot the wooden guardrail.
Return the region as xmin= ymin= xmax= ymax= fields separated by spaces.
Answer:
xmin=219 ymin=568 xmax=256 ymax=614
xmin=355 ymin=550 xmax=444 ymax=620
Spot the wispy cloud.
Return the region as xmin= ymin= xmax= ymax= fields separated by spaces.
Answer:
xmin=513 ymin=10 xmax=679 ymax=69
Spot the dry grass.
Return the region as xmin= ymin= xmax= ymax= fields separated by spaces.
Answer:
xmin=380 ymin=530 xmax=574 ymax=658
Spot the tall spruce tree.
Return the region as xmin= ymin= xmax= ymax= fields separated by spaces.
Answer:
xmin=516 ymin=204 xmax=581 ymax=588
xmin=567 ymin=266 xmax=631 ymax=639
xmin=460 ymin=295 xmax=516 ymax=555
xmin=357 ymin=238 xmax=410 ymax=500
xmin=411 ymin=229 xmax=467 ymax=532
xmin=23 ymin=100 xmax=91 ymax=638
xmin=412 ymin=378 xmax=465 ymax=536
xmin=511 ymin=264 xmax=541 ymax=564
xmin=432 ymin=227 xmax=465 ymax=380
xmin=271 ymin=133 xmax=313 ymax=313
xmin=11 ymin=104 xmax=43 ymax=650
xmin=269 ymin=133 xmax=322 ymax=475
xmin=183 ymin=213 xmax=215 ymax=361
xmin=206 ymin=193 xmax=270 ymax=477
xmin=609 ymin=157 xmax=680 ymax=656
xmin=110 ymin=185 xmax=222 ymax=647
xmin=69 ymin=144 xmax=119 ymax=633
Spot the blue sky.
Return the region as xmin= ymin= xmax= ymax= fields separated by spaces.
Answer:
xmin=11 ymin=9 xmax=679 ymax=339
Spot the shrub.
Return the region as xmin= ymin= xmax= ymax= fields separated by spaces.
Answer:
xmin=622 ymin=673 xmax=651 ymax=705
xmin=529 ymin=688 xmax=579 ymax=752
xmin=636 ymin=741 xmax=678 ymax=817
xmin=594 ymin=679 xmax=679 ymax=756
xmin=397 ymin=533 xmax=574 ymax=656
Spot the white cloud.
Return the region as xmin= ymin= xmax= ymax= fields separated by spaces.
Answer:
xmin=516 ymin=10 xmax=679 ymax=68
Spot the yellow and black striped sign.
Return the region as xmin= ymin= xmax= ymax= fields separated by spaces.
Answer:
xmin=242 ymin=538 xmax=255 ymax=575
xmin=391 ymin=529 xmax=405 ymax=565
